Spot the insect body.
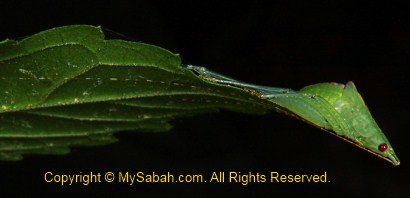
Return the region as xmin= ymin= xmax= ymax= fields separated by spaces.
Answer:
xmin=186 ymin=65 xmax=400 ymax=166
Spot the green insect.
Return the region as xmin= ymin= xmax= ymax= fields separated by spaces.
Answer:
xmin=186 ymin=65 xmax=400 ymax=166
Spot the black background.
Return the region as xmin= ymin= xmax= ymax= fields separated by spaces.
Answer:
xmin=0 ymin=0 xmax=409 ymax=197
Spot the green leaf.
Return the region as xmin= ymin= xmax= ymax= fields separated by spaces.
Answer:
xmin=0 ymin=25 xmax=399 ymax=166
xmin=0 ymin=25 xmax=267 ymax=160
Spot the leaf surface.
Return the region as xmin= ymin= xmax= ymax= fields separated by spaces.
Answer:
xmin=0 ymin=25 xmax=267 ymax=160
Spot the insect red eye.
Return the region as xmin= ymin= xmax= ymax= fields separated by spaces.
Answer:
xmin=378 ymin=143 xmax=388 ymax=152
